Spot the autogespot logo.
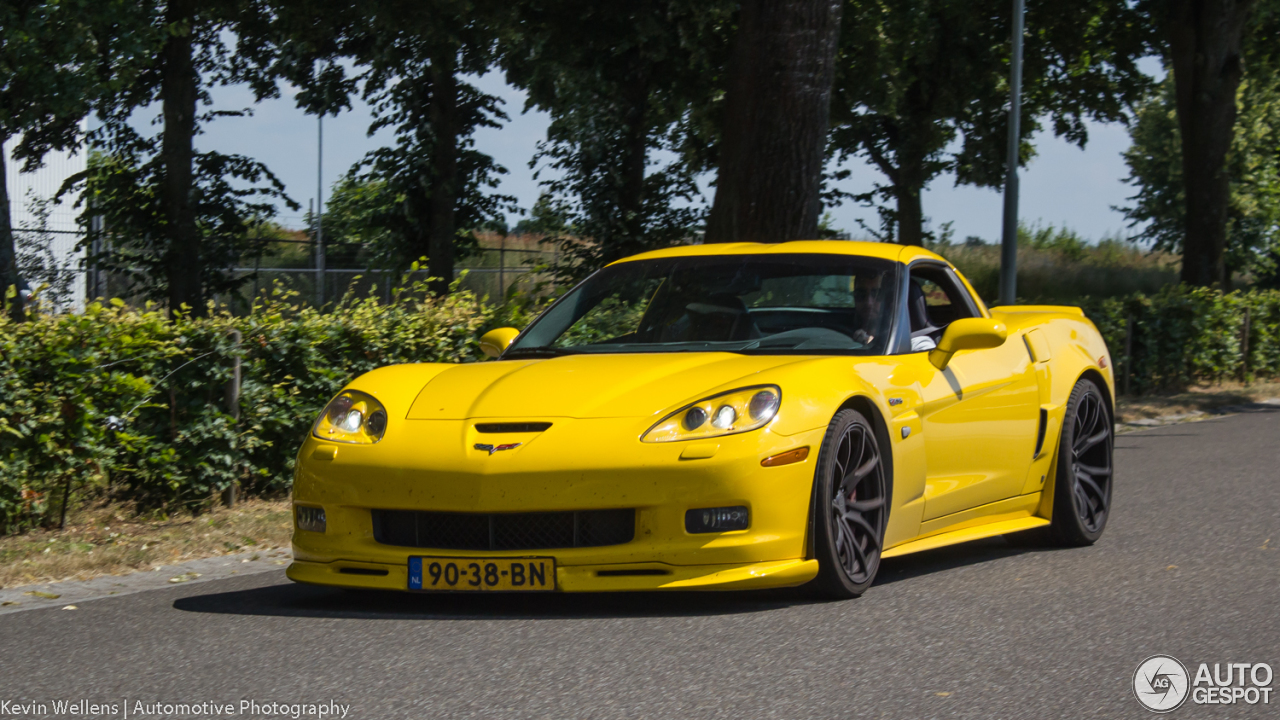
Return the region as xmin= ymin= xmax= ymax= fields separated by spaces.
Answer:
xmin=1134 ymin=655 xmax=1190 ymax=713
xmin=1133 ymin=655 xmax=1276 ymax=712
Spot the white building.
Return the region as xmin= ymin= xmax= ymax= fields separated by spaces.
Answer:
xmin=3 ymin=135 xmax=87 ymax=312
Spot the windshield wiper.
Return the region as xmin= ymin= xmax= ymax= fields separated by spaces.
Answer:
xmin=503 ymin=347 xmax=573 ymax=358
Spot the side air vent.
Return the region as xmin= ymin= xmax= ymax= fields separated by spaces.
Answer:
xmin=475 ymin=422 xmax=553 ymax=433
xmin=1034 ymin=408 xmax=1048 ymax=458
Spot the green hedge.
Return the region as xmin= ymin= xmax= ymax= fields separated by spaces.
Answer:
xmin=0 ymin=281 xmax=539 ymax=533
xmin=1080 ymin=286 xmax=1280 ymax=394
xmin=2 ymin=282 xmax=1277 ymax=533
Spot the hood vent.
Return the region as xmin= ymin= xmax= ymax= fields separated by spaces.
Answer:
xmin=475 ymin=422 xmax=552 ymax=433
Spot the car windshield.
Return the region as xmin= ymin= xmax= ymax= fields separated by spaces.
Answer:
xmin=507 ymin=253 xmax=901 ymax=356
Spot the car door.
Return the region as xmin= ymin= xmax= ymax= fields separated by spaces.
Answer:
xmin=908 ymin=264 xmax=1040 ymax=522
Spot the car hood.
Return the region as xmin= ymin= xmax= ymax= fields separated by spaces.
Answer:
xmin=405 ymin=352 xmax=813 ymax=420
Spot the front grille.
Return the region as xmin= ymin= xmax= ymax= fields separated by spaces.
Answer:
xmin=371 ymin=509 xmax=635 ymax=551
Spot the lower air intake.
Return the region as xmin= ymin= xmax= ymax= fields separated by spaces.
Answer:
xmin=371 ymin=509 xmax=635 ymax=551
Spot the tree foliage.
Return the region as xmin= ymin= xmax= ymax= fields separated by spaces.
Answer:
xmin=275 ymin=0 xmax=517 ymax=294
xmin=1121 ymin=1 xmax=1280 ymax=285
xmin=503 ymin=0 xmax=733 ymax=281
xmin=62 ymin=0 xmax=295 ymax=315
xmin=0 ymin=0 xmax=149 ymax=320
xmin=830 ymin=0 xmax=1153 ymax=246
xmin=1143 ymin=0 xmax=1259 ymax=286
xmin=74 ymin=147 xmax=290 ymax=306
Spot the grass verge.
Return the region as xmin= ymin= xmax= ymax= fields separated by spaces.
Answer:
xmin=1116 ymin=381 xmax=1280 ymax=422
xmin=0 ymin=499 xmax=291 ymax=590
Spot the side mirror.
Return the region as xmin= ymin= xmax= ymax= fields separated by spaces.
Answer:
xmin=479 ymin=327 xmax=520 ymax=358
xmin=928 ymin=318 xmax=1008 ymax=370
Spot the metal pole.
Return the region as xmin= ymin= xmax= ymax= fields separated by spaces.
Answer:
xmin=89 ymin=214 xmax=103 ymax=300
xmin=222 ymin=328 xmax=242 ymax=508
xmin=1123 ymin=313 xmax=1133 ymax=397
xmin=1240 ymin=307 xmax=1251 ymax=383
xmin=315 ymin=115 xmax=325 ymax=308
xmin=998 ymin=0 xmax=1025 ymax=307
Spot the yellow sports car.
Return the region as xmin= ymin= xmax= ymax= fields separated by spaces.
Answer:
xmin=288 ymin=241 xmax=1114 ymax=598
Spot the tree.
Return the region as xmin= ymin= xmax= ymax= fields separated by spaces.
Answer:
xmin=829 ymin=0 xmax=1153 ymax=246
xmin=70 ymin=0 xmax=294 ymax=315
xmin=0 ymin=0 xmax=143 ymax=321
xmin=314 ymin=177 xmax=398 ymax=267
xmin=704 ymin=0 xmax=844 ymax=243
xmin=276 ymin=0 xmax=517 ymax=295
xmin=1121 ymin=2 xmax=1280 ymax=284
xmin=13 ymin=194 xmax=79 ymax=311
xmin=502 ymin=1 xmax=731 ymax=280
xmin=1155 ymin=0 xmax=1260 ymax=286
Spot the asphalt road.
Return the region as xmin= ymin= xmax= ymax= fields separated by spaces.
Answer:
xmin=3 ymin=408 xmax=1278 ymax=720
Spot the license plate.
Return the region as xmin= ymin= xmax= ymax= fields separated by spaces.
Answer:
xmin=408 ymin=557 xmax=555 ymax=592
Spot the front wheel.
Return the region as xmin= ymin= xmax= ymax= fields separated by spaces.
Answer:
xmin=1048 ymin=377 xmax=1114 ymax=545
xmin=810 ymin=409 xmax=890 ymax=598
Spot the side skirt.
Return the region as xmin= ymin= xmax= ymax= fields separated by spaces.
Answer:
xmin=881 ymin=494 xmax=1046 ymax=559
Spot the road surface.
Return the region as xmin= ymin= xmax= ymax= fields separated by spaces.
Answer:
xmin=2 ymin=408 xmax=1278 ymax=719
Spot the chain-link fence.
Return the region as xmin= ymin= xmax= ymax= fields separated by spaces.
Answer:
xmin=12 ymin=227 xmax=86 ymax=314
xmin=221 ymin=237 xmax=564 ymax=310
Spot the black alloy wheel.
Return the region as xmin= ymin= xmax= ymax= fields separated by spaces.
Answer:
xmin=1049 ymin=378 xmax=1114 ymax=545
xmin=811 ymin=409 xmax=890 ymax=598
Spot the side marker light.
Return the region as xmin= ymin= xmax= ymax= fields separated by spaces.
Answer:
xmin=761 ymin=447 xmax=810 ymax=467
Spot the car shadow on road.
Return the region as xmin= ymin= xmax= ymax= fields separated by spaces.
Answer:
xmin=873 ymin=536 xmax=1062 ymax=587
xmin=172 ymin=580 xmax=821 ymax=620
xmin=173 ymin=536 xmax=1058 ymax=620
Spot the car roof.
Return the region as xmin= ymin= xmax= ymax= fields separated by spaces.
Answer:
xmin=609 ymin=240 xmax=947 ymax=266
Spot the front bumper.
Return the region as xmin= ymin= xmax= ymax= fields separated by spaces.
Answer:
xmin=290 ymin=418 xmax=825 ymax=592
xmin=286 ymin=557 xmax=819 ymax=592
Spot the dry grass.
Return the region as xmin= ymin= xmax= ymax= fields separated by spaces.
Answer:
xmin=1116 ymin=381 xmax=1280 ymax=422
xmin=941 ymin=242 xmax=1181 ymax=303
xmin=0 ymin=499 xmax=292 ymax=590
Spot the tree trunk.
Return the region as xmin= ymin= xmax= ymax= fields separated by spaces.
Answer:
xmin=0 ymin=137 xmax=25 ymax=322
xmin=1168 ymin=0 xmax=1256 ymax=287
xmin=705 ymin=0 xmax=843 ymax=243
xmin=160 ymin=0 xmax=202 ymax=317
xmin=891 ymin=142 xmax=929 ymax=246
xmin=894 ymin=182 xmax=925 ymax=247
xmin=427 ymin=49 xmax=459 ymax=297
xmin=614 ymin=65 xmax=650 ymax=262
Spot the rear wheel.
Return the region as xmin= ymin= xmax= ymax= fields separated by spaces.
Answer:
xmin=1049 ymin=378 xmax=1113 ymax=545
xmin=810 ymin=409 xmax=889 ymax=598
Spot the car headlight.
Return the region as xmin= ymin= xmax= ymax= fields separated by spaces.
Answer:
xmin=312 ymin=390 xmax=388 ymax=444
xmin=642 ymin=385 xmax=780 ymax=443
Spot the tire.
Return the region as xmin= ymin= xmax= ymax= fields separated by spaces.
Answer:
xmin=810 ymin=409 xmax=891 ymax=598
xmin=1048 ymin=377 xmax=1114 ymax=546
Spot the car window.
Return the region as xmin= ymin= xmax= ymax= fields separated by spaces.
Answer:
xmin=916 ymin=278 xmax=952 ymax=308
xmin=552 ymin=282 xmax=659 ymax=348
xmin=511 ymin=254 xmax=902 ymax=356
xmin=906 ymin=265 xmax=976 ymax=337
xmin=743 ymin=274 xmax=858 ymax=308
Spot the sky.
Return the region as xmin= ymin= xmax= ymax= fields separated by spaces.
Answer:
xmin=196 ymin=70 xmax=1146 ymax=244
